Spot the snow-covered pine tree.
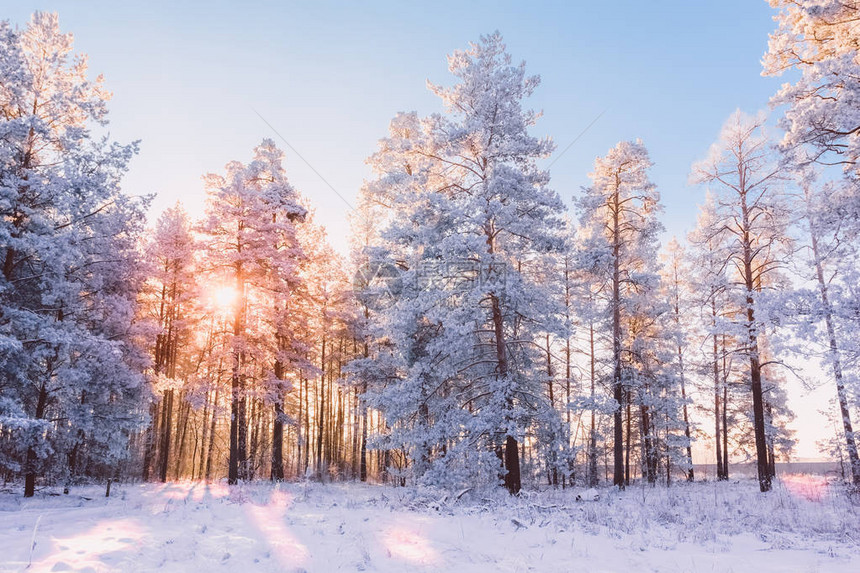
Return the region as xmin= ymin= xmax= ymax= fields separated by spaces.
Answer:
xmin=139 ymin=204 xmax=199 ymax=482
xmin=528 ymin=242 xmax=576 ymax=487
xmin=687 ymin=192 xmax=736 ymax=481
xmin=575 ymin=139 xmax=663 ymax=488
xmin=565 ymin=222 xmax=614 ymax=487
xmin=200 ymin=139 xmax=307 ymax=484
xmin=299 ymin=216 xmax=351 ymax=481
xmin=791 ymin=176 xmax=860 ymax=486
xmin=764 ymin=0 xmax=860 ymax=178
xmin=659 ymin=238 xmax=695 ymax=482
xmin=0 ymin=13 xmax=148 ymax=496
xmin=690 ymin=110 xmax=793 ymax=492
xmin=358 ymin=33 xmax=566 ymax=493
xmin=763 ymin=3 xmax=860 ymax=483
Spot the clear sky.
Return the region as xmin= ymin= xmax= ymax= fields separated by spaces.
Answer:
xmin=5 ymin=0 xmax=837 ymax=461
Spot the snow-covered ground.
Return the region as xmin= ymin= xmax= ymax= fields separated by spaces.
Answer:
xmin=1 ymin=477 xmax=857 ymax=572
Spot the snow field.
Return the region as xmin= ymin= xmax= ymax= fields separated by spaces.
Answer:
xmin=0 ymin=477 xmax=857 ymax=572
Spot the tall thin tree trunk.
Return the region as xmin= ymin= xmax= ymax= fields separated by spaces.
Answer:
xmin=296 ymin=373 xmax=303 ymax=477
xmin=765 ymin=401 xmax=776 ymax=480
xmin=198 ymin=391 xmax=210 ymax=480
xmin=205 ymin=389 xmax=218 ymax=481
xmin=722 ymin=356 xmax=729 ymax=479
xmin=158 ymin=389 xmax=173 ymax=482
xmin=142 ymin=401 xmax=159 ymax=482
xmin=640 ymin=401 xmax=656 ymax=484
xmin=809 ymin=221 xmax=860 ymax=486
xmin=741 ymin=193 xmax=771 ymax=493
xmin=677 ymin=348 xmax=693 ymax=482
xmin=24 ymin=382 xmax=48 ymax=497
xmin=228 ymin=258 xmax=246 ymax=485
xmin=360 ymin=382 xmax=368 ymax=482
xmin=611 ymin=177 xmax=625 ymax=488
xmin=748 ymin=307 xmax=770 ymax=492
xmin=712 ymin=306 xmax=725 ymax=480
xmin=588 ymin=322 xmax=598 ymax=487
xmin=272 ymin=400 xmax=285 ymax=481
xmin=272 ymin=356 xmax=285 ymax=481
xmin=359 ymin=336 xmax=369 ymax=482
xmin=228 ymin=347 xmax=242 ymax=484
xmin=247 ymin=399 xmax=259 ymax=480
xmin=490 ymin=291 xmax=520 ymax=494
xmin=564 ymin=260 xmax=574 ymax=487
xmin=624 ymin=395 xmax=632 ymax=486
xmin=545 ymin=334 xmax=558 ymax=487
xmin=174 ymin=395 xmax=191 ymax=479
xmin=317 ymin=337 xmax=326 ymax=479
xmin=303 ymin=376 xmax=310 ymax=475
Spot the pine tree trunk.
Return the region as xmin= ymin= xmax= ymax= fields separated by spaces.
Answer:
xmin=228 ymin=352 xmax=241 ymax=484
xmin=337 ymin=385 xmax=345 ymax=476
xmin=748 ymin=313 xmax=770 ymax=492
xmin=640 ymin=402 xmax=657 ymax=484
xmin=297 ymin=374 xmax=303 ymax=477
xmin=303 ymin=376 xmax=310 ymax=476
xmin=713 ymin=316 xmax=724 ymax=480
xmin=238 ymin=394 xmax=249 ymax=481
xmin=272 ymin=400 xmax=285 ymax=481
xmin=359 ymin=336 xmax=369 ymax=481
xmin=564 ymin=260 xmax=574 ymax=487
xmin=174 ymin=394 xmax=190 ymax=479
xmin=588 ymin=323 xmax=598 ymax=487
xmin=490 ymin=292 xmax=520 ymax=494
xmin=766 ymin=401 xmax=776 ymax=480
xmin=611 ymin=178 xmax=625 ymax=488
xmin=351 ymin=381 xmax=359 ymax=479
xmin=142 ymin=401 xmax=159 ymax=482
xmin=198 ymin=391 xmax=210 ymax=480
xmin=158 ymin=389 xmax=173 ymax=482
xmin=205 ymin=389 xmax=218 ymax=481
xmin=722 ymin=369 xmax=729 ymax=479
xmin=741 ymin=193 xmax=771 ymax=493
xmin=190 ymin=422 xmax=200 ymax=481
xmin=624 ymin=395 xmax=632 ymax=486
xmin=677 ymin=346 xmax=694 ymax=482
xmin=248 ymin=399 xmax=260 ymax=480
xmin=665 ymin=421 xmax=671 ymax=486
xmin=228 ymin=262 xmax=245 ymax=485
xmin=317 ymin=337 xmax=326 ymax=480
xmin=810 ymin=226 xmax=860 ymax=486
xmin=24 ymin=382 xmax=48 ymax=497
xmin=360 ymin=391 xmax=368 ymax=482
xmin=545 ymin=334 xmax=558 ymax=487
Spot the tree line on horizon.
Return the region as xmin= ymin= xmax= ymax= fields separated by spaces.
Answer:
xmin=2 ymin=2 xmax=860 ymax=497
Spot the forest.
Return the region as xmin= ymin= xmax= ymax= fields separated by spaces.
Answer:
xmin=2 ymin=1 xmax=860 ymax=508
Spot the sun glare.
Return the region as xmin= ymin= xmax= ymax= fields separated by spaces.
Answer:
xmin=211 ymin=285 xmax=238 ymax=312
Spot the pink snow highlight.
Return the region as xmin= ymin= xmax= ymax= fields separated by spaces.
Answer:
xmin=245 ymin=488 xmax=308 ymax=568
xmin=31 ymin=518 xmax=144 ymax=572
xmin=382 ymin=524 xmax=439 ymax=564
xmin=781 ymin=474 xmax=829 ymax=502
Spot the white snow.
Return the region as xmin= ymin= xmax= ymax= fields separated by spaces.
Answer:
xmin=1 ymin=477 xmax=857 ymax=572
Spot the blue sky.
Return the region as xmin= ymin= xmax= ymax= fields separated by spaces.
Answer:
xmin=4 ymin=0 xmax=786 ymax=252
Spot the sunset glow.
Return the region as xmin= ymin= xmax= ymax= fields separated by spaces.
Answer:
xmin=210 ymin=284 xmax=238 ymax=313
